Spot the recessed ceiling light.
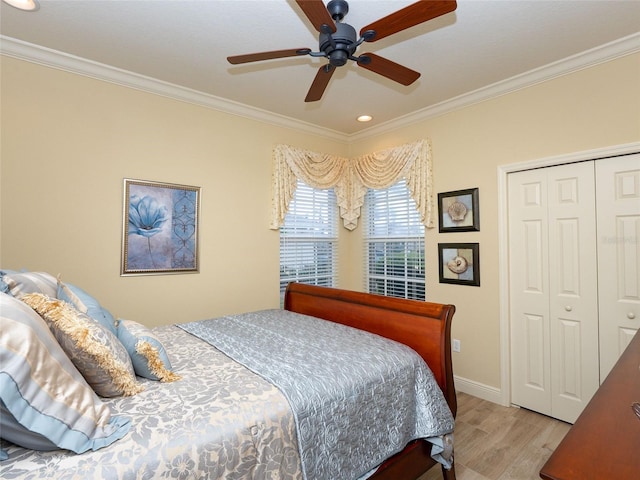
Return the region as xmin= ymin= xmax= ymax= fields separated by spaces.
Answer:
xmin=357 ymin=115 xmax=373 ymax=122
xmin=2 ymin=0 xmax=39 ymax=11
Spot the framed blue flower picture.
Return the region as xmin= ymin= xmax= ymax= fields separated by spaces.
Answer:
xmin=122 ymin=179 xmax=200 ymax=276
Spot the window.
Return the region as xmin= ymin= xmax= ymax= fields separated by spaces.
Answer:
xmin=364 ymin=180 xmax=425 ymax=300
xmin=279 ymin=180 xmax=338 ymax=301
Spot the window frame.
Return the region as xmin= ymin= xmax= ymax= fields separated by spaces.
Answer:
xmin=363 ymin=179 xmax=426 ymax=300
xmin=279 ymin=180 xmax=339 ymax=301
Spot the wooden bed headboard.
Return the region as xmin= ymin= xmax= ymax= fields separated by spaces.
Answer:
xmin=284 ymin=282 xmax=457 ymax=417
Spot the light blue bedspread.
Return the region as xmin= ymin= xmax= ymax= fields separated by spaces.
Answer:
xmin=1 ymin=325 xmax=302 ymax=480
xmin=179 ymin=309 xmax=455 ymax=480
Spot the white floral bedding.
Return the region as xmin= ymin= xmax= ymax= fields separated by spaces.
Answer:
xmin=0 ymin=325 xmax=303 ymax=480
xmin=1 ymin=310 xmax=454 ymax=480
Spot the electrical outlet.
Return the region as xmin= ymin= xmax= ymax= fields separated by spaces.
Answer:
xmin=452 ymin=339 xmax=461 ymax=353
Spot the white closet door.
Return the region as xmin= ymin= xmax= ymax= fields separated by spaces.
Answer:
xmin=509 ymin=168 xmax=552 ymax=416
xmin=546 ymin=162 xmax=599 ymax=424
xmin=509 ymin=162 xmax=599 ymax=423
xmin=596 ymin=154 xmax=640 ymax=379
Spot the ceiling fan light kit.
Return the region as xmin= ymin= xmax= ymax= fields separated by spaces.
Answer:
xmin=227 ymin=0 xmax=458 ymax=102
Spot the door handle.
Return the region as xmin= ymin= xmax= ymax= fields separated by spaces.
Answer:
xmin=565 ymin=306 xmax=573 ymax=312
xmin=628 ymin=312 xmax=636 ymax=320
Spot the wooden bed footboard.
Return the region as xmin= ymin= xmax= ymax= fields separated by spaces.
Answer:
xmin=283 ymin=283 xmax=457 ymax=480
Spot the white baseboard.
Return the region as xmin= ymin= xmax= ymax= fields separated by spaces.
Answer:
xmin=454 ymin=375 xmax=505 ymax=406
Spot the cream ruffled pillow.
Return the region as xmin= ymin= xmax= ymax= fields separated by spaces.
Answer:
xmin=21 ymin=293 xmax=143 ymax=397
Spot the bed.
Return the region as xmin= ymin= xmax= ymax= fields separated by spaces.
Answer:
xmin=1 ymin=277 xmax=457 ymax=480
xmin=283 ymin=282 xmax=458 ymax=480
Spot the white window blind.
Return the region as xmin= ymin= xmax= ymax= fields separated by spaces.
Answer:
xmin=364 ymin=180 xmax=425 ymax=300
xmin=280 ymin=180 xmax=338 ymax=300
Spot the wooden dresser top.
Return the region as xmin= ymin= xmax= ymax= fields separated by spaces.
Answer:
xmin=540 ymin=330 xmax=640 ymax=479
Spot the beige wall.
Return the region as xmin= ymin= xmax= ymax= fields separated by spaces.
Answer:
xmin=2 ymin=52 xmax=639 ymax=393
xmin=346 ymin=53 xmax=640 ymax=389
xmin=0 ymin=57 xmax=348 ymax=325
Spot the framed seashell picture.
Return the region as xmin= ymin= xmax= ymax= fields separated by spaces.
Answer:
xmin=437 ymin=188 xmax=480 ymax=232
xmin=438 ymin=243 xmax=480 ymax=286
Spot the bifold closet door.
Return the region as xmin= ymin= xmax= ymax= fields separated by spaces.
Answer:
xmin=509 ymin=162 xmax=599 ymax=424
xmin=596 ymin=153 xmax=640 ymax=380
xmin=509 ymin=167 xmax=551 ymax=417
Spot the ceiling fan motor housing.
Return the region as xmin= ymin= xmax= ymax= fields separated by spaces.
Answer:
xmin=319 ymin=21 xmax=357 ymax=67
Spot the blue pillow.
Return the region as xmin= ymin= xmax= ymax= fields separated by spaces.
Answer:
xmin=0 ymin=269 xmax=17 ymax=295
xmin=117 ymin=319 xmax=181 ymax=382
xmin=0 ymin=292 xmax=131 ymax=454
xmin=1 ymin=271 xmax=57 ymax=299
xmin=57 ymin=280 xmax=117 ymax=335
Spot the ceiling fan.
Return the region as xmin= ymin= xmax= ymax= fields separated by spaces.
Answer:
xmin=227 ymin=0 xmax=457 ymax=102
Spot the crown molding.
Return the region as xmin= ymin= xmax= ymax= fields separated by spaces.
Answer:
xmin=349 ymin=32 xmax=640 ymax=142
xmin=2 ymin=33 xmax=639 ymax=144
xmin=0 ymin=35 xmax=349 ymax=143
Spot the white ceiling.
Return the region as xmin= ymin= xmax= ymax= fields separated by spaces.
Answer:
xmin=1 ymin=0 xmax=639 ymax=136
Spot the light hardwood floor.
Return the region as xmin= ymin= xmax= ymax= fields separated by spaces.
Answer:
xmin=419 ymin=392 xmax=571 ymax=480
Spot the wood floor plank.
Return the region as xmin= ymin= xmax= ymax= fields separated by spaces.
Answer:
xmin=466 ymin=418 xmax=542 ymax=478
xmin=418 ymin=392 xmax=571 ymax=480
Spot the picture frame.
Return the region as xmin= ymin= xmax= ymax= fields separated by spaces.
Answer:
xmin=438 ymin=188 xmax=480 ymax=232
xmin=122 ymin=179 xmax=200 ymax=276
xmin=438 ymin=243 xmax=480 ymax=286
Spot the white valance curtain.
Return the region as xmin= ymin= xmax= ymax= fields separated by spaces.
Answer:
xmin=270 ymin=139 xmax=434 ymax=231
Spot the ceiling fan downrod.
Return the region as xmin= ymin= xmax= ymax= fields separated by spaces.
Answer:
xmin=319 ymin=0 xmax=373 ymax=67
xmin=327 ymin=0 xmax=348 ymax=21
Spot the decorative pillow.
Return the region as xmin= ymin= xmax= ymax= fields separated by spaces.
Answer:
xmin=0 ymin=269 xmax=17 ymax=295
xmin=0 ymin=292 xmax=131 ymax=453
xmin=117 ymin=319 xmax=181 ymax=382
xmin=21 ymin=293 xmax=143 ymax=398
xmin=1 ymin=271 xmax=57 ymax=299
xmin=57 ymin=280 xmax=118 ymax=335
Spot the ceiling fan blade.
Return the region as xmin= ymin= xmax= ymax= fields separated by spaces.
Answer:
xmin=360 ymin=0 xmax=457 ymax=42
xmin=227 ymin=48 xmax=311 ymax=65
xmin=357 ymin=53 xmax=420 ymax=86
xmin=295 ymin=0 xmax=336 ymax=33
xmin=305 ymin=64 xmax=336 ymax=102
